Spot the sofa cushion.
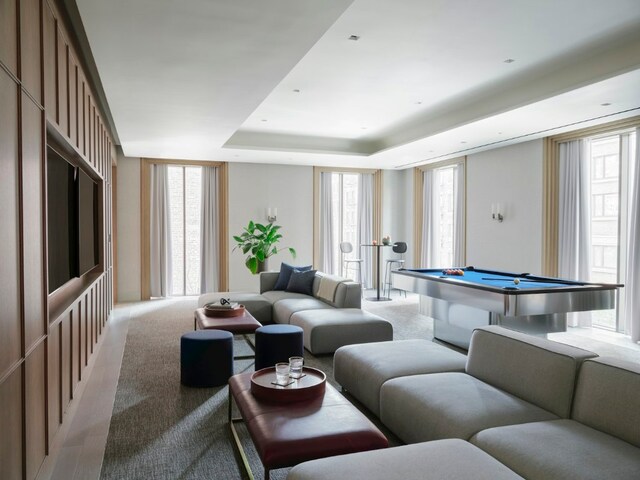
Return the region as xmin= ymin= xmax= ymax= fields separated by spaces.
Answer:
xmin=262 ymin=290 xmax=310 ymax=304
xmin=334 ymin=340 xmax=466 ymax=416
xmin=290 ymin=308 xmax=393 ymax=354
xmin=273 ymin=263 xmax=313 ymax=291
xmin=466 ymin=326 xmax=597 ymax=418
xmin=471 ymin=419 xmax=640 ymax=480
xmin=571 ymin=357 xmax=640 ymax=448
xmin=286 ymin=269 xmax=317 ymax=296
xmin=272 ymin=298 xmax=332 ymax=324
xmin=380 ymin=372 xmax=558 ymax=444
xmin=287 ymin=439 xmax=524 ymax=480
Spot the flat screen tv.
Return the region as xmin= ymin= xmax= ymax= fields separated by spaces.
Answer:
xmin=47 ymin=146 xmax=100 ymax=293
xmin=47 ymin=148 xmax=78 ymax=293
xmin=78 ymin=168 xmax=99 ymax=276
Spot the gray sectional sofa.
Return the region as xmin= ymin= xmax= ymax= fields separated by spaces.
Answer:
xmin=289 ymin=326 xmax=640 ymax=480
xmin=198 ymin=271 xmax=393 ymax=354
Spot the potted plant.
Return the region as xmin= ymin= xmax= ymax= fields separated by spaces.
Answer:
xmin=232 ymin=221 xmax=296 ymax=274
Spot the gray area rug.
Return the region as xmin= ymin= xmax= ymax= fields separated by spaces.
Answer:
xmin=100 ymin=295 xmax=433 ymax=480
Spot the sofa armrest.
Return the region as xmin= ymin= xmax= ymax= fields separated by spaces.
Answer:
xmin=259 ymin=271 xmax=279 ymax=293
xmin=333 ymin=281 xmax=362 ymax=309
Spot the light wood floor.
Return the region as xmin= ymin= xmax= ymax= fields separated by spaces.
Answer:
xmin=36 ymin=297 xmax=640 ymax=480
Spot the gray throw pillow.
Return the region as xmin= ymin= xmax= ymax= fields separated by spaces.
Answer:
xmin=274 ymin=262 xmax=312 ymax=290
xmin=286 ymin=269 xmax=317 ymax=296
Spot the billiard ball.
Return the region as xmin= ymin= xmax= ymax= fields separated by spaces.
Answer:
xmin=513 ymin=278 xmax=520 ymax=285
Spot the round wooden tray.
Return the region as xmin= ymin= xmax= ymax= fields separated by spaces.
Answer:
xmin=250 ymin=366 xmax=326 ymax=403
xmin=203 ymin=304 xmax=246 ymax=318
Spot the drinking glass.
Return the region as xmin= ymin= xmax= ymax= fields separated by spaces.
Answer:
xmin=289 ymin=356 xmax=304 ymax=379
xmin=275 ymin=362 xmax=290 ymax=385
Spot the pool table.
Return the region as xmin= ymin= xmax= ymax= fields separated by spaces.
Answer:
xmin=391 ymin=266 xmax=622 ymax=349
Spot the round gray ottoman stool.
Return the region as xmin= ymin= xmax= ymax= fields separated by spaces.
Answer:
xmin=254 ymin=324 xmax=304 ymax=370
xmin=180 ymin=330 xmax=233 ymax=387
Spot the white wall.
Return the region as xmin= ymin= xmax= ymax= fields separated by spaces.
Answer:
xmin=116 ymin=151 xmax=141 ymax=301
xmin=228 ymin=163 xmax=314 ymax=291
xmin=466 ymin=139 xmax=544 ymax=274
xmin=382 ymin=169 xmax=414 ymax=267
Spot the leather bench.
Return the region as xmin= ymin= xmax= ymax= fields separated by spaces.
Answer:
xmin=228 ymin=372 xmax=388 ymax=479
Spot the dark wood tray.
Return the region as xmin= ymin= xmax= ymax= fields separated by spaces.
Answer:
xmin=250 ymin=366 xmax=326 ymax=403
xmin=203 ymin=304 xmax=246 ymax=318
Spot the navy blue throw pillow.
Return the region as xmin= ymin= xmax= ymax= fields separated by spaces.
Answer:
xmin=273 ymin=263 xmax=312 ymax=291
xmin=286 ymin=269 xmax=317 ymax=296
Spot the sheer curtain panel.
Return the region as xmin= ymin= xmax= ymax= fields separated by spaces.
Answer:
xmin=150 ymin=164 xmax=172 ymax=297
xmin=558 ymin=139 xmax=591 ymax=327
xmin=625 ymin=128 xmax=640 ymax=342
xmin=200 ymin=166 xmax=219 ymax=293
xmin=357 ymin=173 xmax=374 ymax=288
xmin=320 ymin=172 xmax=335 ymax=274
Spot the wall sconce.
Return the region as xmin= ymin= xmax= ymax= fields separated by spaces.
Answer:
xmin=267 ymin=207 xmax=277 ymax=223
xmin=491 ymin=203 xmax=504 ymax=222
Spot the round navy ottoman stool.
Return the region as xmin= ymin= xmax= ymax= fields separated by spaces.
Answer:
xmin=254 ymin=324 xmax=304 ymax=370
xmin=180 ymin=330 xmax=233 ymax=387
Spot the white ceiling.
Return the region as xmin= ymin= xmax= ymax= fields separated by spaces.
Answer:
xmin=77 ymin=0 xmax=640 ymax=169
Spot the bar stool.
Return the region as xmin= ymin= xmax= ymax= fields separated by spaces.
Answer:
xmin=384 ymin=242 xmax=407 ymax=298
xmin=340 ymin=242 xmax=364 ymax=292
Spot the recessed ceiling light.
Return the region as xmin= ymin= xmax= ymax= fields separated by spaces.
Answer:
xmin=461 ymin=141 xmax=467 ymax=144
xmin=503 ymin=58 xmax=515 ymax=63
xmin=428 ymin=150 xmax=435 ymax=153
xmin=361 ymin=127 xmax=367 ymax=130
xmin=601 ymin=102 xmax=612 ymax=106
xmin=293 ymin=89 xmax=300 ymax=93
xmin=261 ymin=119 xmax=267 ymax=122
xmin=348 ymin=35 xmax=360 ymax=41
xmin=234 ymin=155 xmax=239 ymax=158
xmin=415 ymin=101 xmax=422 ymax=105
xmin=498 ymin=132 xmax=503 ymax=135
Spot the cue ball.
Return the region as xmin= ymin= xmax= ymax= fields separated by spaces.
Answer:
xmin=513 ymin=278 xmax=520 ymax=285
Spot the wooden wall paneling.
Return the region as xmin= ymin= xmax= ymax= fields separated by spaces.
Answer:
xmin=19 ymin=0 xmax=42 ymax=105
xmin=79 ymin=76 xmax=85 ymax=153
xmin=56 ymin=28 xmax=67 ymax=134
xmin=0 ymin=0 xmax=18 ymax=75
xmin=46 ymin=322 xmax=60 ymax=442
xmin=92 ymin=105 xmax=96 ymax=167
xmin=42 ymin=1 xmax=56 ymax=120
xmin=84 ymin=86 xmax=90 ymax=161
xmin=0 ymin=367 xmax=23 ymax=480
xmin=60 ymin=312 xmax=70 ymax=413
xmin=68 ymin=52 xmax=77 ymax=146
xmin=25 ymin=341 xmax=47 ymax=480
xmin=0 ymin=71 xmax=22 ymax=378
xmin=90 ymin=287 xmax=95 ymax=352
xmin=21 ymin=93 xmax=46 ymax=351
xmin=82 ymin=293 xmax=88 ymax=368
xmin=71 ymin=302 xmax=79 ymax=394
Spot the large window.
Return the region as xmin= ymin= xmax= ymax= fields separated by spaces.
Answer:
xmin=435 ymin=166 xmax=456 ymax=267
xmin=331 ymin=173 xmax=360 ymax=276
xmin=588 ymin=132 xmax=636 ymax=330
xmin=167 ymin=166 xmax=202 ymax=296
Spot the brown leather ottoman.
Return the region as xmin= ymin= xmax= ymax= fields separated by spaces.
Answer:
xmin=228 ymin=372 xmax=388 ymax=479
xmin=194 ymin=308 xmax=262 ymax=360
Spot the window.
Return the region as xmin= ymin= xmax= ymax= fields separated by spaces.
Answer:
xmin=418 ymin=161 xmax=464 ymax=269
xmin=331 ymin=173 xmax=359 ymax=276
xmin=167 ymin=166 xmax=202 ymax=296
xmin=435 ymin=166 xmax=456 ymax=267
xmin=588 ymin=132 xmax=636 ymax=330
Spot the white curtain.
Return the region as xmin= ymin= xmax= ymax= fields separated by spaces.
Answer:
xmin=200 ymin=166 xmax=219 ymax=293
xmin=150 ymin=164 xmax=172 ymax=297
xmin=558 ymin=139 xmax=591 ymax=327
xmin=320 ymin=172 xmax=335 ymax=274
xmin=421 ymin=169 xmax=438 ymax=267
xmin=357 ymin=173 xmax=374 ymax=288
xmin=625 ymin=129 xmax=640 ymax=343
xmin=452 ymin=162 xmax=465 ymax=266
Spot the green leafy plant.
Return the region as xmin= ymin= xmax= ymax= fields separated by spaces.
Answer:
xmin=232 ymin=221 xmax=296 ymax=274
